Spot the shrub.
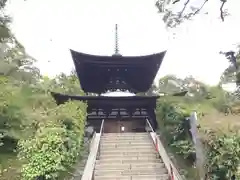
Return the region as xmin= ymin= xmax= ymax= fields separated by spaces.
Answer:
xmin=0 ymin=84 xmax=27 ymax=152
xmin=156 ymin=99 xmax=195 ymax=164
xmin=18 ymin=101 xmax=87 ymax=180
xmin=156 ymin=99 xmax=240 ymax=179
xmin=204 ymin=131 xmax=240 ymax=180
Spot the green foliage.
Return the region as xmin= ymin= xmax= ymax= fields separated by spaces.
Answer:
xmin=0 ymin=45 xmax=40 ymax=84
xmin=0 ymin=78 xmax=27 ymax=151
xmin=0 ymin=37 xmax=87 ymax=179
xmin=18 ymin=101 xmax=87 ymax=180
xmin=204 ymin=131 xmax=240 ymax=179
xmin=156 ymin=100 xmax=195 ymax=163
xmin=38 ymin=72 xmax=84 ymax=96
xmin=0 ymin=72 xmax=87 ymax=179
xmin=0 ymin=0 xmax=14 ymax=49
xmin=0 ymin=4 xmax=86 ymax=179
xmin=0 ymin=103 xmax=25 ymax=150
xmin=157 ymin=98 xmax=240 ymax=179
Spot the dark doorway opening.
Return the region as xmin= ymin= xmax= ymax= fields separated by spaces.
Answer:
xmin=103 ymin=119 xmax=145 ymax=133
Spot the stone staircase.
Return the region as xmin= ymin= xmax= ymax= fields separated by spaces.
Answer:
xmin=93 ymin=133 xmax=169 ymax=180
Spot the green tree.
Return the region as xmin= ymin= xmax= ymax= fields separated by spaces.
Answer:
xmin=220 ymin=50 xmax=240 ymax=84
xmin=18 ymin=101 xmax=87 ymax=180
xmin=0 ymin=0 xmax=11 ymax=42
xmin=0 ymin=45 xmax=41 ymax=83
xmin=158 ymin=75 xmax=184 ymax=94
xmin=219 ymin=50 xmax=240 ymax=100
xmin=0 ymin=3 xmax=88 ymax=179
xmin=50 ymin=71 xmax=84 ymax=95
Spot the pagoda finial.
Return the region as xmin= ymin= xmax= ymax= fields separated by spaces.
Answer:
xmin=115 ymin=24 xmax=119 ymax=54
xmin=113 ymin=24 xmax=121 ymax=56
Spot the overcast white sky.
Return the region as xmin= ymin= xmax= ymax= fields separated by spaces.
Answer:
xmin=6 ymin=0 xmax=240 ymax=87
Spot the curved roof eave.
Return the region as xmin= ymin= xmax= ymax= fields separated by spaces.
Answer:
xmin=70 ymin=49 xmax=167 ymax=62
xmin=69 ymin=49 xmax=167 ymax=94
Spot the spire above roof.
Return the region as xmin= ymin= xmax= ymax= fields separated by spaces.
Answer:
xmin=69 ymin=24 xmax=167 ymax=94
xmin=113 ymin=24 xmax=122 ymax=57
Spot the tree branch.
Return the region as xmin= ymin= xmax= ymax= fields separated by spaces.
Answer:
xmin=157 ymin=0 xmax=229 ymax=28
xmin=193 ymin=0 xmax=208 ymax=15
xmin=220 ymin=0 xmax=227 ymax=21
xmin=173 ymin=0 xmax=181 ymax=4
xmin=179 ymin=0 xmax=191 ymax=18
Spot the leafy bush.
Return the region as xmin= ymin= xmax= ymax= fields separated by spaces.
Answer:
xmin=156 ymin=99 xmax=195 ymax=164
xmin=18 ymin=101 xmax=87 ymax=180
xmin=156 ymin=98 xmax=240 ymax=179
xmin=204 ymin=131 xmax=240 ymax=180
xmin=0 ymin=78 xmax=27 ymax=152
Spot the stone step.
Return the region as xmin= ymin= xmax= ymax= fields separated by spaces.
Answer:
xmin=100 ymin=150 xmax=157 ymax=156
xmin=99 ymin=153 xmax=158 ymax=159
xmin=101 ymin=143 xmax=152 ymax=148
xmin=93 ymin=174 xmax=169 ymax=180
xmin=100 ymin=148 xmax=157 ymax=154
xmin=98 ymin=155 xmax=158 ymax=161
xmin=101 ymin=136 xmax=150 ymax=140
xmin=102 ymin=134 xmax=149 ymax=137
xmin=100 ymin=140 xmax=150 ymax=144
xmin=94 ymin=168 xmax=167 ymax=176
xmin=102 ymin=133 xmax=148 ymax=136
xmin=92 ymin=133 xmax=168 ymax=180
xmin=99 ymin=156 xmax=158 ymax=162
xmin=100 ymin=142 xmax=153 ymax=147
xmin=101 ymin=139 xmax=151 ymax=143
xmin=102 ymin=133 xmax=149 ymax=137
xmin=95 ymin=162 xmax=165 ymax=170
xmin=95 ymin=158 xmax=160 ymax=165
xmin=100 ymin=146 xmax=154 ymax=151
xmin=100 ymin=144 xmax=154 ymax=149
xmin=100 ymin=139 xmax=151 ymax=143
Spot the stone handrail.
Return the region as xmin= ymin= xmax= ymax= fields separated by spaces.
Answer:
xmin=81 ymin=120 xmax=104 ymax=180
xmin=88 ymin=132 xmax=96 ymax=152
xmin=146 ymin=119 xmax=184 ymax=180
xmin=97 ymin=119 xmax=105 ymax=159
